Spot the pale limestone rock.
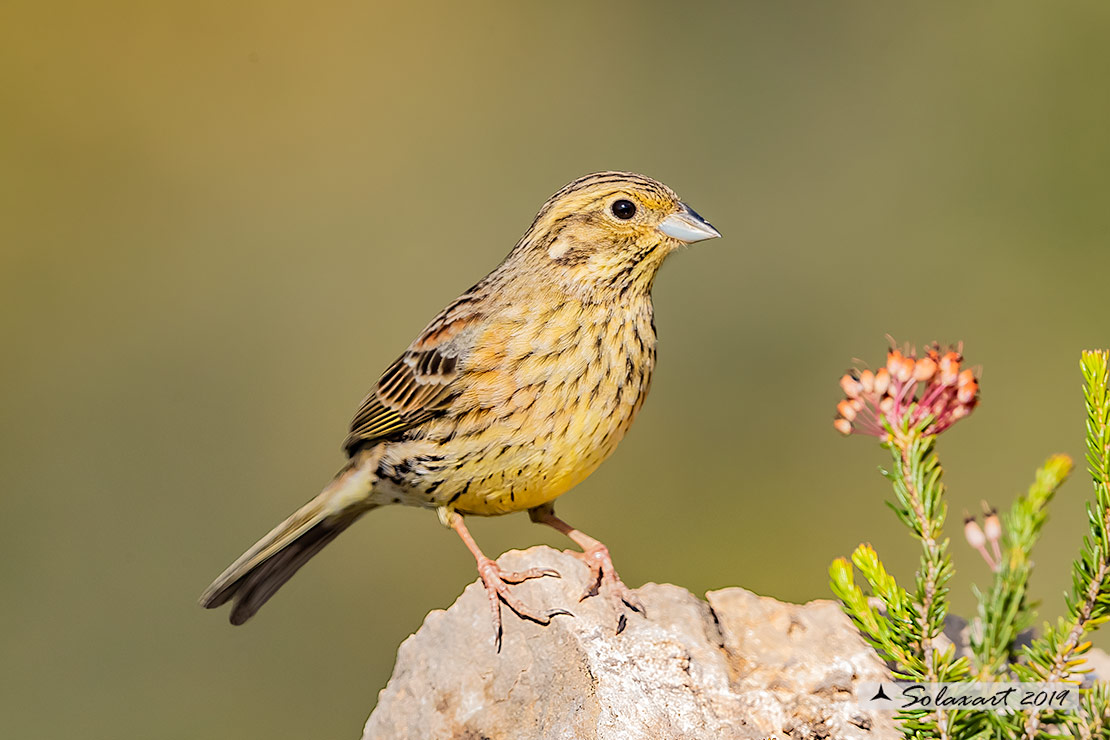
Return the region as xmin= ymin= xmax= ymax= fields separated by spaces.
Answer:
xmin=363 ymin=546 xmax=898 ymax=740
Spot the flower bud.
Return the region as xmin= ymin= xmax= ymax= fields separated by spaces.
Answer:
xmin=895 ymin=357 xmax=915 ymax=383
xmin=839 ymin=373 xmax=862 ymax=399
xmin=886 ymin=350 xmax=904 ymax=376
xmin=833 ymin=418 xmax=853 ymax=435
xmin=913 ymin=357 xmax=937 ymax=383
xmin=939 ymin=353 xmax=960 ymax=386
xmin=859 ymin=369 xmax=875 ymax=394
xmin=957 ymin=380 xmax=978 ymax=404
xmin=964 ymin=516 xmax=986 ymax=549
xmin=837 ymin=400 xmax=857 ymax=421
xmin=873 ymin=368 xmax=891 ymax=395
xmin=983 ymin=506 xmax=1001 ymax=542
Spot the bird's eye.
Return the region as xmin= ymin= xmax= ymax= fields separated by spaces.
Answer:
xmin=611 ymin=199 xmax=637 ymax=220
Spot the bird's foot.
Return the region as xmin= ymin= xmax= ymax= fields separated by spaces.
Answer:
xmin=572 ymin=543 xmax=645 ymax=633
xmin=476 ymin=557 xmax=570 ymax=651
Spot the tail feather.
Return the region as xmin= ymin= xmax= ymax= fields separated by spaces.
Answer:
xmin=200 ymin=453 xmax=378 ymax=624
xmin=226 ymin=516 xmax=358 ymax=625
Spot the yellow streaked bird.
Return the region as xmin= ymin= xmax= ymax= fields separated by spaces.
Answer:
xmin=199 ymin=171 xmax=721 ymax=647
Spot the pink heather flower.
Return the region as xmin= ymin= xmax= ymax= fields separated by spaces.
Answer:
xmin=964 ymin=512 xmax=999 ymax=571
xmin=834 ymin=342 xmax=979 ymax=438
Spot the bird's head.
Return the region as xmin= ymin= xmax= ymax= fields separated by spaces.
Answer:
xmin=512 ymin=171 xmax=720 ymax=298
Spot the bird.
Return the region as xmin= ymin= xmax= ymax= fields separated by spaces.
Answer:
xmin=199 ymin=171 xmax=721 ymax=648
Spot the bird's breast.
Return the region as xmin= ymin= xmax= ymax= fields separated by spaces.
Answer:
xmin=375 ymin=298 xmax=657 ymax=515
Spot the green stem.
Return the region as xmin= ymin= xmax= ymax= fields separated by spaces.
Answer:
xmin=893 ymin=436 xmax=950 ymax=740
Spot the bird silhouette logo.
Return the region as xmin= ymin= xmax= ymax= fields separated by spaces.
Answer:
xmin=870 ymin=684 xmax=892 ymax=702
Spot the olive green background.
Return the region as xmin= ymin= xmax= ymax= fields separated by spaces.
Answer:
xmin=4 ymin=2 xmax=1110 ymax=738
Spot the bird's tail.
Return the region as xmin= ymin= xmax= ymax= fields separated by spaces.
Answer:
xmin=199 ymin=451 xmax=380 ymax=625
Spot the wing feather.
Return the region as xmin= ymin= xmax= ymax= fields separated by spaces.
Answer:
xmin=342 ymin=312 xmax=478 ymax=453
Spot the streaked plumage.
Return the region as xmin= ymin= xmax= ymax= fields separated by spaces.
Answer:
xmin=200 ymin=171 xmax=720 ymax=643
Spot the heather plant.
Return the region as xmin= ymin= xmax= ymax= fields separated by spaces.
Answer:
xmin=829 ymin=345 xmax=1110 ymax=739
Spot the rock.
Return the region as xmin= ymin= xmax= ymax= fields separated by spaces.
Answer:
xmin=363 ymin=547 xmax=897 ymax=740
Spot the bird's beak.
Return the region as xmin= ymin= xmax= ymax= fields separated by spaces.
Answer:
xmin=658 ymin=203 xmax=721 ymax=244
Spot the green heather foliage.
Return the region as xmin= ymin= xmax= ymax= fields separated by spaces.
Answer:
xmin=830 ymin=350 xmax=1110 ymax=739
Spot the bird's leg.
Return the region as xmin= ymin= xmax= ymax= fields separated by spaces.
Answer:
xmin=528 ymin=503 xmax=644 ymax=631
xmin=444 ymin=508 xmax=568 ymax=651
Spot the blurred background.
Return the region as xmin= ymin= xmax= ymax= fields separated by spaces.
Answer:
xmin=4 ymin=1 xmax=1110 ymax=737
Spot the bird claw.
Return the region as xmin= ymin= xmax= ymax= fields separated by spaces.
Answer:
xmin=572 ymin=544 xmax=645 ymax=630
xmin=476 ymin=558 xmax=572 ymax=651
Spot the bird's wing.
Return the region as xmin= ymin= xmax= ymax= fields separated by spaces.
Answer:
xmin=342 ymin=309 xmax=480 ymax=453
